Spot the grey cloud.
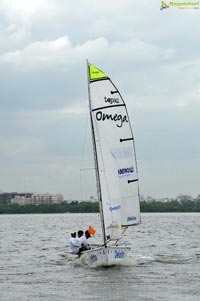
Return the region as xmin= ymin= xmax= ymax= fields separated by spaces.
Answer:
xmin=0 ymin=0 xmax=200 ymax=199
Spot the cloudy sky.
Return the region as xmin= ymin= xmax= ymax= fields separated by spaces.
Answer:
xmin=0 ymin=0 xmax=200 ymax=200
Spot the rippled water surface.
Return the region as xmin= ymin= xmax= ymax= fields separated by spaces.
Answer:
xmin=0 ymin=213 xmax=200 ymax=300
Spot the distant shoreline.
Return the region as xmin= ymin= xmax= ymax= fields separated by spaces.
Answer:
xmin=0 ymin=201 xmax=200 ymax=214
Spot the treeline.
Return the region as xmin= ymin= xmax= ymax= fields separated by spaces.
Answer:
xmin=140 ymin=200 xmax=200 ymax=212
xmin=0 ymin=201 xmax=99 ymax=214
xmin=0 ymin=201 xmax=200 ymax=214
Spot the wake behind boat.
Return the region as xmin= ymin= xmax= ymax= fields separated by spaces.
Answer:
xmin=79 ymin=62 xmax=141 ymax=267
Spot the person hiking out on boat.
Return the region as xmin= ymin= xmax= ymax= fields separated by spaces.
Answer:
xmin=78 ymin=230 xmax=92 ymax=256
xmin=69 ymin=232 xmax=80 ymax=254
xmin=77 ymin=230 xmax=84 ymax=245
xmin=77 ymin=226 xmax=96 ymax=245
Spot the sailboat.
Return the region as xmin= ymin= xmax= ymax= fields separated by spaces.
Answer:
xmin=80 ymin=62 xmax=141 ymax=267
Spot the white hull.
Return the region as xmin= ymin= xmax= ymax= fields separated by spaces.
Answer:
xmin=78 ymin=245 xmax=130 ymax=267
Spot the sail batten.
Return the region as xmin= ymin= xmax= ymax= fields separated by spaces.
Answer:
xmin=120 ymin=137 xmax=133 ymax=142
xmin=87 ymin=62 xmax=141 ymax=242
xmin=128 ymin=179 xmax=139 ymax=183
xmin=92 ymin=104 xmax=125 ymax=112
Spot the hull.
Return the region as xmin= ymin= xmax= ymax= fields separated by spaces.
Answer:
xmin=78 ymin=245 xmax=130 ymax=267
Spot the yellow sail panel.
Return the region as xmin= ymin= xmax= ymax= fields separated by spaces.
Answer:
xmin=89 ymin=64 xmax=108 ymax=81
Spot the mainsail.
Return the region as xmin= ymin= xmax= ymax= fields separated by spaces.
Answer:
xmin=87 ymin=63 xmax=141 ymax=242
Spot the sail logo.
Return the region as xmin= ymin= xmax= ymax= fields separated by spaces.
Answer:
xmin=111 ymin=147 xmax=133 ymax=160
xmin=118 ymin=167 xmax=134 ymax=176
xmin=96 ymin=111 xmax=129 ymax=128
xmin=127 ymin=216 xmax=136 ymax=222
xmin=107 ymin=223 xmax=120 ymax=229
xmin=104 ymin=96 xmax=120 ymax=104
xmin=115 ymin=250 xmax=125 ymax=259
xmin=109 ymin=205 xmax=121 ymax=211
xmin=90 ymin=254 xmax=98 ymax=261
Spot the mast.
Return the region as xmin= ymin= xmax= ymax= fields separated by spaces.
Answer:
xmin=87 ymin=60 xmax=107 ymax=245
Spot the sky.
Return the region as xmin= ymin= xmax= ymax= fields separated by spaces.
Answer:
xmin=0 ymin=0 xmax=200 ymax=200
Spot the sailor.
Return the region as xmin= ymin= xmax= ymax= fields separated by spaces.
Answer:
xmin=69 ymin=232 xmax=80 ymax=254
xmin=77 ymin=230 xmax=91 ymax=256
xmin=77 ymin=229 xmax=87 ymax=247
xmin=78 ymin=226 xmax=96 ymax=246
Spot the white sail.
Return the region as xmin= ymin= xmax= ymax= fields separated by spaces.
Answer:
xmin=88 ymin=63 xmax=141 ymax=242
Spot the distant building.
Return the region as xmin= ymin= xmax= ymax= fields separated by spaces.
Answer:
xmin=156 ymin=198 xmax=170 ymax=203
xmin=194 ymin=194 xmax=200 ymax=204
xmin=12 ymin=196 xmax=32 ymax=205
xmin=176 ymin=194 xmax=193 ymax=204
xmin=12 ymin=193 xmax=64 ymax=205
xmin=90 ymin=196 xmax=97 ymax=202
xmin=144 ymin=196 xmax=154 ymax=203
xmin=0 ymin=192 xmax=33 ymax=204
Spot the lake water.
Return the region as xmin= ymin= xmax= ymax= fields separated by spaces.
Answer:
xmin=0 ymin=213 xmax=200 ymax=301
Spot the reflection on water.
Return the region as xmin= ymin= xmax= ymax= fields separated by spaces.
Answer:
xmin=0 ymin=213 xmax=200 ymax=300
